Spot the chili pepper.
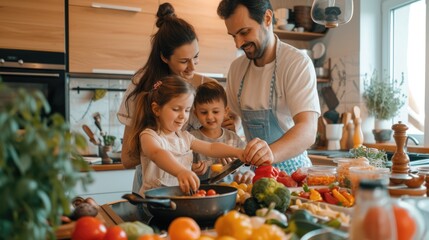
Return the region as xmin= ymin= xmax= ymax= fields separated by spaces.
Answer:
xmin=252 ymin=165 xmax=280 ymax=183
xmin=323 ymin=192 xmax=340 ymax=205
xmin=340 ymin=190 xmax=355 ymax=206
xmin=309 ymin=188 xmax=323 ymax=201
xmin=332 ymin=189 xmax=351 ymax=207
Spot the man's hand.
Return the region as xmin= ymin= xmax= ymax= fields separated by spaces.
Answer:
xmin=221 ymin=117 xmax=236 ymax=132
xmin=244 ymin=138 xmax=274 ymax=166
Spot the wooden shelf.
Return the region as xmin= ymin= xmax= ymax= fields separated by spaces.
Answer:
xmin=317 ymin=78 xmax=330 ymax=83
xmin=274 ymin=29 xmax=325 ymax=41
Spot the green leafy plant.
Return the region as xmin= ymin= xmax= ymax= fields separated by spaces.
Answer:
xmin=0 ymin=82 xmax=93 ymax=239
xmin=350 ymin=146 xmax=388 ymax=168
xmin=362 ymin=70 xmax=406 ymax=120
xmin=103 ymin=135 xmax=116 ymax=146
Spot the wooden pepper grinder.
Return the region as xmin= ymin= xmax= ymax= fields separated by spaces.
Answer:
xmin=340 ymin=112 xmax=352 ymax=150
xmin=391 ymin=121 xmax=410 ymax=175
xmin=352 ymin=106 xmax=364 ymax=148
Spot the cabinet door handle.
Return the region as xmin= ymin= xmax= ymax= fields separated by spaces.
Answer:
xmin=91 ymin=2 xmax=141 ymax=12
xmin=0 ymin=71 xmax=60 ymax=78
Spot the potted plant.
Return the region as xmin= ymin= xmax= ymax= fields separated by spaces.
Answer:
xmin=0 ymin=82 xmax=93 ymax=239
xmin=362 ymin=70 xmax=406 ymax=142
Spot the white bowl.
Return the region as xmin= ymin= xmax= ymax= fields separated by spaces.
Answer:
xmin=278 ymin=23 xmax=295 ymax=31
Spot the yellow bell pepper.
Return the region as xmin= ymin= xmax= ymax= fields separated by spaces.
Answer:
xmin=248 ymin=224 xmax=287 ymax=240
xmin=309 ymin=188 xmax=323 ymax=202
xmin=340 ymin=190 xmax=355 ymax=206
xmin=214 ymin=210 xmax=253 ymax=240
xmin=332 ymin=189 xmax=351 ymax=207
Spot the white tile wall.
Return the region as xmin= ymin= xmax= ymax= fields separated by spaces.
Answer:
xmin=69 ymin=77 xmax=130 ymax=155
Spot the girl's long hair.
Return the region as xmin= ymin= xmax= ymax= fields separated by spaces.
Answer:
xmin=128 ymin=75 xmax=195 ymax=159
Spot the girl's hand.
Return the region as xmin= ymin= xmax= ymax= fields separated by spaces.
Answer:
xmin=192 ymin=161 xmax=207 ymax=176
xmin=177 ymin=170 xmax=200 ymax=194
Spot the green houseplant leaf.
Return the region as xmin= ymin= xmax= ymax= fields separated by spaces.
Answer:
xmin=0 ymin=81 xmax=93 ymax=240
xmin=362 ymin=70 xmax=406 ymax=120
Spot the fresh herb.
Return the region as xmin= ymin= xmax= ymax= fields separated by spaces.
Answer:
xmin=0 ymin=82 xmax=93 ymax=239
xmin=349 ymin=146 xmax=388 ymax=168
xmin=362 ymin=70 xmax=406 ymax=120
xmin=103 ymin=135 xmax=116 ymax=146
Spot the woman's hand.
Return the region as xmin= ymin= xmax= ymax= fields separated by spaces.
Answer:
xmin=177 ymin=170 xmax=200 ymax=194
xmin=244 ymin=138 xmax=274 ymax=166
xmin=192 ymin=161 xmax=207 ymax=176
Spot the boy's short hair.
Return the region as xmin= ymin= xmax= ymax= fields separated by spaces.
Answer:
xmin=194 ymin=81 xmax=227 ymax=107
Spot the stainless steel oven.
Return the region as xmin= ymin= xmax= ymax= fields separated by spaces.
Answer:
xmin=0 ymin=49 xmax=68 ymax=119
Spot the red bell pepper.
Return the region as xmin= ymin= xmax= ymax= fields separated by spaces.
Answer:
xmin=252 ymin=165 xmax=279 ymax=183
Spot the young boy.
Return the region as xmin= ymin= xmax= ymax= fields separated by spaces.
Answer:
xmin=190 ymin=81 xmax=253 ymax=183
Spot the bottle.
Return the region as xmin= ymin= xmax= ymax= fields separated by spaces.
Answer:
xmin=349 ymin=179 xmax=397 ymax=240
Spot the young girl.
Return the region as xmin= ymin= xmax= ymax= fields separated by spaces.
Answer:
xmin=129 ymin=76 xmax=244 ymax=194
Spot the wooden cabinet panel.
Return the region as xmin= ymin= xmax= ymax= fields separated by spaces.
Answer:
xmin=70 ymin=0 xmax=158 ymax=14
xmin=161 ymin=0 xmax=236 ymax=76
xmin=69 ymin=6 xmax=156 ymax=73
xmin=0 ymin=0 xmax=65 ymax=52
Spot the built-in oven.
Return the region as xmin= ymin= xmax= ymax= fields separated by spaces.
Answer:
xmin=0 ymin=48 xmax=68 ymax=119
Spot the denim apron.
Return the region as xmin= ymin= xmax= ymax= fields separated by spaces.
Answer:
xmin=237 ymin=43 xmax=311 ymax=175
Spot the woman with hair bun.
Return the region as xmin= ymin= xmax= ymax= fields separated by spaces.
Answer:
xmin=117 ymin=2 xmax=217 ymax=192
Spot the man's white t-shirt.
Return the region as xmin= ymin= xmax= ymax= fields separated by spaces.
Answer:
xmin=226 ymin=39 xmax=321 ymax=135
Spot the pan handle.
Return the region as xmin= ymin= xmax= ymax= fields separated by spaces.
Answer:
xmin=122 ymin=193 xmax=176 ymax=209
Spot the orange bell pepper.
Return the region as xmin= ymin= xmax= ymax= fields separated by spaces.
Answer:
xmin=215 ymin=210 xmax=253 ymax=240
xmin=332 ymin=189 xmax=351 ymax=207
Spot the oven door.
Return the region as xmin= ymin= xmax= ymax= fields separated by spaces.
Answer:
xmin=0 ymin=68 xmax=68 ymax=119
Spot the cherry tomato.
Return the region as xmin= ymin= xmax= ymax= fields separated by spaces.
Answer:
xmin=206 ymin=189 xmax=217 ymax=196
xmin=71 ymin=216 xmax=107 ymax=240
xmin=103 ymin=226 xmax=127 ymax=240
xmin=197 ymin=189 xmax=207 ymax=196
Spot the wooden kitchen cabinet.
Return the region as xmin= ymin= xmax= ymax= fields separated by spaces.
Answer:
xmin=160 ymin=0 xmax=237 ymax=76
xmin=69 ymin=0 xmax=158 ymax=14
xmin=0 ymin=0 xmax=65 ymax=52
xmin=68 ymin=0 xmax=159 ymax=73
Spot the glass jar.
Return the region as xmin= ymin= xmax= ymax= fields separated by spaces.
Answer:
xmin=335 ymin=157 xmax=369 ymax=188
xmin=306 ymin=166 xmax=337 ymax=186
xmin=348 ymin=166 xmax=390 ymax=195
xmin=349 ymin=179 xmax=397 ymax=240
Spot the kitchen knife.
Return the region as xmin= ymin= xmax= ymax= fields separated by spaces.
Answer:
xmin=200 ymin=159 xmax=245 ymax=184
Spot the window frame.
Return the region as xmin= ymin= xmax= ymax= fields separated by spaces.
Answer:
xmin=381 ymin=0 xmax=428 ymax=146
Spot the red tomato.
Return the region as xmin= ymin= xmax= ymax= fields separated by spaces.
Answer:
xmin=71 ymin=216 xmax=107 ymax=240
xmin=206 ymin=189 xmax=217 ymax=196
xmin=278 ymin=171 xmax=289 ymax=178
xmin=291 ymin=168 xmax=307 ymax=183
xmin=299 ymin=191 xmax=310 ymax=199
xmin=103 ymin=226 xmax=127 ymax=240
xmin=197 ymin=189 xmax=207 ymax=196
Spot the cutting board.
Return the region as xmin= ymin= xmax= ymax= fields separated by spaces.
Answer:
xmin=55 ymin=206 xmax=114 ymax=239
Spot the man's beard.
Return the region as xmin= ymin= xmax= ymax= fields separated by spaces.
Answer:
xmin=242 ymin=29 xmax=269 ymax=60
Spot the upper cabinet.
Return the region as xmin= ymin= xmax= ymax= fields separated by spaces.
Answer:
xmin=68 ymin=0 xmax=159 ymax=73
xmin=0 ymin=0 xmax=65 ymax=52
xmin=159 ymin=0 xmax=237 ymax=76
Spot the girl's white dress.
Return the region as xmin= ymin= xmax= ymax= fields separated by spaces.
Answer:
xmin=139 ymin=128 xmax=195 ymax=195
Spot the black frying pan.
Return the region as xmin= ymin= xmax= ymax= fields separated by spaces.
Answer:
xmin=141 ymin=184 xmax=237 ymax=223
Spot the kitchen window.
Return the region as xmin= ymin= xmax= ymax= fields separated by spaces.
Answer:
xmin=382 ymin=0 xmax=427 ymax=145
